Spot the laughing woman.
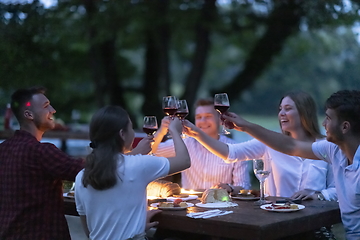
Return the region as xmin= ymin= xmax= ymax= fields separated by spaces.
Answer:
xmin=74 ymin=105 xmax=190 ymax=240
xmin=183 ymin=91 xmax=337 ymax=201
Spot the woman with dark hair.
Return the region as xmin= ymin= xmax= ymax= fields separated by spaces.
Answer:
xmin=183 ymin=91 xmax=336 ymax=201
xmin=74 ymin=105 xmax=190 ymax=240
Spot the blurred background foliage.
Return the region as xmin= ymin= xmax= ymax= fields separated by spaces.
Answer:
xmin=1 ymin=0 xmax=360 ymax=128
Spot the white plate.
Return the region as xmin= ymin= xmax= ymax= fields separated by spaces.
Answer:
xmin=260 ymin=203 xmax=305 ymax=212
xmin=195 ymin=202 xmax=238 ymax=208
xmin=231 ymin=194 xmax=269 ymax=201
xmin=166 ymin=195 xmax=198 ymax=202
xmin=63 ymin=192 xmax=75 ymax=198
xmin=150 ymin=202 xmax=194 ymax=210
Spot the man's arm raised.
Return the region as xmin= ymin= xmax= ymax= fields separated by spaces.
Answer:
xmin=182 ymin=120 xmax=230 ymax=160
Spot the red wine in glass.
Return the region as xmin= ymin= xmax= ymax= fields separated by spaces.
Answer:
xmin=214 ymin=93 xmax=231 ymax=135
xmin=214 ymin=105 xmax=229 ymax=114
xmin=163 ymin=107 xmax=178 ymax=117
xmin=143 ymin=127 xmax=158 ymax=136
xmin=176 ymin=111 xmax=189 ymax=120
xmin=176 ymin=99 xmax=189 ymax=138
xmin=143 ymin=116 xmax=158 ymax=136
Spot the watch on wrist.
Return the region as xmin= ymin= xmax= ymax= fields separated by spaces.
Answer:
xmin=317 ymin=193 xmax=325 ymax=201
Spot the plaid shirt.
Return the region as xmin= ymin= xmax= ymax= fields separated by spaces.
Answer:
xmin=0 ymin=130 xmax=84 ymax=240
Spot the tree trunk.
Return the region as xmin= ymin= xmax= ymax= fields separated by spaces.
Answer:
xmin=84 ymin=0 xmax=106 ymax=108
xmin=181 ymin=0 xmax=216 ymax=111
xmin=142 ymin=0 xmax=170 ymax=121
xmin=217 ymin=0 xmax=304 ymax=101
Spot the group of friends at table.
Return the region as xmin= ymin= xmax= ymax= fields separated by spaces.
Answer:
xmin=0 ymin=86 xmax=359 ymax=240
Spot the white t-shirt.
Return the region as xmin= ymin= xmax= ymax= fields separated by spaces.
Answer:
xmin=155 ymin=135 xmax=251 ymax=190
xmin=75 ymin=154 xmax=169 ymax=240
xmin=312 ymin=141 xmax=360 ymax=239
xmin=227 ymin=139 xmax=337 ymax=200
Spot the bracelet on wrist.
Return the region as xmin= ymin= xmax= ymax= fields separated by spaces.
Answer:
xmin=316 ymin=192 xmax=325 ymax=201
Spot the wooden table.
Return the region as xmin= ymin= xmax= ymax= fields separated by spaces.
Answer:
xmin=63 ymin=196 xmax=341 ymax=240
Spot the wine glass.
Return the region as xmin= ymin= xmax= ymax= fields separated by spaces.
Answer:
xmin=143 ymin=116 xmax=158 ymax=136
xmin=253 ymin=158 xmax=272 ymax=205
xmin=214 ymin=93 xmax=230 ymax=135
xmin=143 ymin=116 xmax=158 ymax=155
xmin=162 ymin=96 xmax=179 ymax=120
xmin=175 ymin=99 xmax=189 ymax=138
xmin=162 ymin=96 xmax=179 ymax=139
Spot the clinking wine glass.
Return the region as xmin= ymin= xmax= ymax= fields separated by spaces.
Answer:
xmin=143 ymin=116 xmax=158 ymax=136
xmin=143 ymin=116 xmax=158 ymax=155
xmin=162 ymin=96 xmax=179 ymax=139
xmin=162 ymin=96 xmax=179 ymax=120
xmin=175 ymin=99 xmax=189 ymax=138
xmin=214 ymin=93 xmax=230 ymax=135
xmin=253 ymin=158 xmax=272 ymax=205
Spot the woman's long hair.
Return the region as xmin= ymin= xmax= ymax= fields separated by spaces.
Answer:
xmin=82 ymin=105 xmax=130 ymax=190
xmin=279 ymin=91 xmax=324 ymax=139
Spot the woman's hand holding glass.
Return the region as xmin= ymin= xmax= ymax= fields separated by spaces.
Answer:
xmin=182 ymin=120 xmax=202 ymax=139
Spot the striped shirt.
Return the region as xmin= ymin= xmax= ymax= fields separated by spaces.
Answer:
xmin=155 ymin=135 xmax=251 ymax=190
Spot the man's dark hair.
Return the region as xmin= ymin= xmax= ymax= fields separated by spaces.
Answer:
xmin=194 ymin=98 xmax=214 ymax=109
xmin=325 ymin=90 xmax=360 ymax=134
xmin=11 ymin=86 xmax=46 ymax=122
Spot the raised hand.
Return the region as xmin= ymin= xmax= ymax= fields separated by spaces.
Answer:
xmin=168 ymin=117 xmax=183 ymax=135
xmin=182 ymin=120 xmax=202 ymax=138
xmin=157 ymin=116 xmax=171 ymax=136
xmin=128 ymin=135 xmax=154 ymax=155
xmin=221 ymin=112 xmax=250 ymax=132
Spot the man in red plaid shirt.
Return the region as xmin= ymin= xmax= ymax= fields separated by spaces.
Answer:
xmin=0 ymin=86 xmax=84 ymax=240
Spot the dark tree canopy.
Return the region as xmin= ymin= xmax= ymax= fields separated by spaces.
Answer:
xmin=1 ymin=0 xmax=360 ymax=126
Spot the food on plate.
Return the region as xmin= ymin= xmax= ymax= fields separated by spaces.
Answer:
xmin=265 ymin=202 xmax=299 ymax=210
xmin=200 ymin=188 xmax=230 ymax=203
xmin=178 ymin=202 xmax=188 ymax=207
xmin=173 ymin=194 xmax=189 ymax=198
xmin=173 ymin=199 xmax=183 ymax=205
xmin=158 ymin=201 xmax=188 ymax=208
xmin=238 ymin=189 xmax=255 ymax=197
xmin=159 ymin=202 xmax=174 ymax=208
xmin=67 ymin=191 xmax=75 ymax=197
xmin=147 ymin=180 xmax=181 ymax=198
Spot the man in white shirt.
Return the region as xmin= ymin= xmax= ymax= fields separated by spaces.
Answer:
xmin=214 ymin=90 xmax=360 ymax=240
xmin=152 ymin=98 xmax=251 ymax=192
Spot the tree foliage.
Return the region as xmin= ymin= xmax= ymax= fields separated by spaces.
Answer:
xmin=1 ymin=0 xmax=360 ymax=127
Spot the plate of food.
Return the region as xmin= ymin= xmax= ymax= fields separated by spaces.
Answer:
xmin=260 ymin=203 xmax=305 ymax=212
xmin=195 ymin=202 xmax=238 ymax=208
xmin=231 ymin=190 xmax=268 ymax=201
xmin=150 ymin=201 xmax=194 ymax=210
xmin=63 ymin=191 xmax=75 ymax=199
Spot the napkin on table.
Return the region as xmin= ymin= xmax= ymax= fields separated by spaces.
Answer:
xmin=186 ymin=209 xmax=233 ymax=219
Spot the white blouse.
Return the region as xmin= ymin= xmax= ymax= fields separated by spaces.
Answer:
xmin=227 ymin=139 xmax=337 ymax=200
